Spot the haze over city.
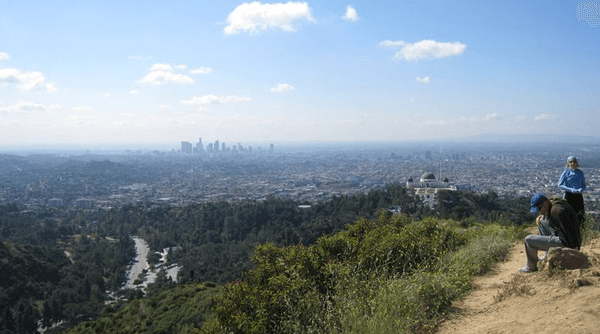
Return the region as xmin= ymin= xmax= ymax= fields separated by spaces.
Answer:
xmin=1 ymin=0 xmax=599 ymax=149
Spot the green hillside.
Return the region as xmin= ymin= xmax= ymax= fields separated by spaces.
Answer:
xmin=67 ymin=282 xmax=220 ymax=334
xmin=0 ymin=241 xmax=69 ymax=333
xmin=0 ymin=187 xmax=533 ymax=332
xmin=66 ymin=213 xmax=527 ymax=333
xmin=0 ymin=224 xmax=134 ymax=333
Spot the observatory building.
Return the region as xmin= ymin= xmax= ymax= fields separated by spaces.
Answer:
xmin=406 ymin=172 xmax=457 ymax=207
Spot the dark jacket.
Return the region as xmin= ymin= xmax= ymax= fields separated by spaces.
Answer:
xmin=548 ymin=200 xmax=581 ymax=249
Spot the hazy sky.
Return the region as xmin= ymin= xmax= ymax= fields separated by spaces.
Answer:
xmin=1 ymin=0 xmax=599 ymax=148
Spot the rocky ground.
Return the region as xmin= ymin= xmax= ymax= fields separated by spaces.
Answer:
xmin=437 ymin=235 xmax=600 ymax=334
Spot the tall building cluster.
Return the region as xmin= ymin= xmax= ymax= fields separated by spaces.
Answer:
xmin=180 ymin=137 xmax=274 ymax=154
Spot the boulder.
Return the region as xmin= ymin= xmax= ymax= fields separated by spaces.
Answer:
xmin=543 ymin=247 xmax=591 ymax=271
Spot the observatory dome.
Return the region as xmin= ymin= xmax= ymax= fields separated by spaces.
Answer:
xmin=420 ymin=172 xmax=436 ymax=182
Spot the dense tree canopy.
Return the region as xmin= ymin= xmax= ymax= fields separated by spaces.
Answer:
xmin=0 ymin=186 xmax=533 ymax=332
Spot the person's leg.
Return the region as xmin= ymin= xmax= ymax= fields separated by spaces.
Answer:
xmin=537 ymin=220 xmax=553 ymax=260
xmin=538 ymin=221 xmax=553 ymax=236
xmin=566 ymin=192 xmax=585 ymax=226
xmin=521 ymin=234 xmax=563 ymax=272
xmin=575 ymin=194 xmax=585 ymax=226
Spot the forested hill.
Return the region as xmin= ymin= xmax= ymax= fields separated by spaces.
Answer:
xmin=0 ymin=185 xmax=531 ymax=332
xmin=0 ymin=237 xmax=135 ymax=333
xmin=0 ymin=241 xmax=68 ymax=333
xmin=67 ymin=211 xmax=532 ymax=333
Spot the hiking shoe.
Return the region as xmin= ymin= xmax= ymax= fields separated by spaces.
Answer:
xmin=518 ymin=266 xmax=537 ymax=273
xmin=539 ymin=251 xmax=548 ymax=261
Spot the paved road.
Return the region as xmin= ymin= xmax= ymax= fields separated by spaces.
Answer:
xmin=124 ymin=236 xmax=180 ymax=290
xmin=124 ymin=236 xmax=150 ymax=289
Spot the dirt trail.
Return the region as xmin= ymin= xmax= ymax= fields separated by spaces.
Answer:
xmin=437 ymin=238 xmax=600 ymax=334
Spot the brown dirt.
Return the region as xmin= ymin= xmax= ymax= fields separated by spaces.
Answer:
xmin=437 ymin=236 xmax=600 ymax=334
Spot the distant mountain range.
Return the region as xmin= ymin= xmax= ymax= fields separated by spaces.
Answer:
xmin=444 ymin=134 xmax=600 ymax=144
xmin=1 ymin=134 xmax=598 ymax=155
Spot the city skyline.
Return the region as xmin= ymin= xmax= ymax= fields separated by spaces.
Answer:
xmin=1 ymin=1 xmax=599 ymax=147
xmin=180 ymin=137 xmax=272 ymax=153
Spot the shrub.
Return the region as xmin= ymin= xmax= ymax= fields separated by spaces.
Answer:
xmin=211 ymin=243 xmax=331 ymax=334
xmin=329 ymin=223 xmax=515 ymax=334
xmin=207 ymin=214 xmax=471 ymax=333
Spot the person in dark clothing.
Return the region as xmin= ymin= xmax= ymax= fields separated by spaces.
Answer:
xmin=558 ymin=156 xmax=586 ymax=225
xmin=519 ymin=193 xmax=581 ymax=273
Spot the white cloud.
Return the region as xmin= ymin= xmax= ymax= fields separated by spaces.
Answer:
xmin=137 ymin=63 xmax=194 ymax=85
xmin=159 ymin=104 xmax=173 ymax=109
xmin=343 ymin=5 xmax=359 ymax=22
xmin=270 ymin=83 xmax=296 ymax=92
xmin=72 ymin=106 xmax=93 ymax=112
xmin=0 ymin=52 xmax=9 ymax=60
xmin=0 ymin=100 xmax=61 ymax=113
xmin=149 ymin=63 xmax=175 ymax=72
xmin=224 ymin=1 xmax=314 ymax=35
xmin=535 ymin=113 xmax=557 ymax=121
xmin=0 ymin=68 xmax=57 ymax=92
xmin=129 ymin=89 xmax=140 ymax=94
xmin=190 ymin=67 xmax=213 ymax=75
xmin=380 ymin=39 xmax=466 ymax=61
xmin=379 ymin=40 xmax=405 ymax=47
xmin=138 ymin=71 xmax=194 ymax=85
xmin=483 ymin=113 xmax=501 ymax=121
xmin=181 ymin=94 xmax=251 ymax=109
xmin=45 ymin=83 xmax=57 ymax=92
xmin=62 ymin=113 xmax=101 ymax=126
xmin=415 ymin=76 xmax=430 ymax=84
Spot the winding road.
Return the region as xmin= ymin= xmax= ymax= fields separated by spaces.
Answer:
xmin=124 ymin=236 xmax=180 ymax=290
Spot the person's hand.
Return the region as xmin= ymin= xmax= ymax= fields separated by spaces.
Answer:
xmin=536 ymin=215 xmax=543 ymax=226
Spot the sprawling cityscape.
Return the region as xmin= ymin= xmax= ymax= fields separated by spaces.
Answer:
xmin=2 ymin=139 xmax=599 ymax=332
xmin=2 ymin=1 xmax=599 ymax=331
xmin=1 ymin=139 xmax=599 ymax=214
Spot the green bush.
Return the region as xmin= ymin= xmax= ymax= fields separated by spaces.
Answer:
xmin=581 ymin=213 xmax=600 ymax=245
xmin=206 ymin=214 xmax=481 ymax=333
xmin=328 ymin=222 xmax=516 ymax=334
xmin=67 ymin=282 xmax=220 ymax=334
xmin=210 ymin=243 xmax=331 ymax=334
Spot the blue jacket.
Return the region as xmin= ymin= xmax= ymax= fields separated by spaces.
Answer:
xmin=558 ymin=168 xmax=586 ymax=194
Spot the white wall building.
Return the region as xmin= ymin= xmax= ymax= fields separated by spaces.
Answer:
xmin=406 ymin=172 xmax=457 ymax=208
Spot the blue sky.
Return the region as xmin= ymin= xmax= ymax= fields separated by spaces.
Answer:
xmin=0 ymin=0 xmax=598 ymax=148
